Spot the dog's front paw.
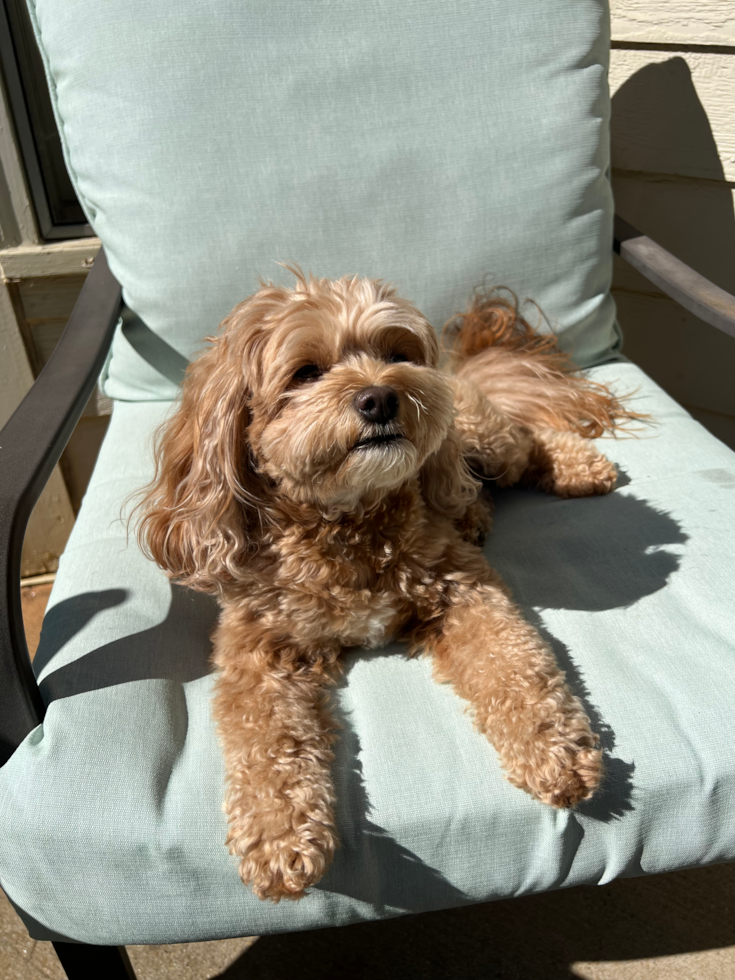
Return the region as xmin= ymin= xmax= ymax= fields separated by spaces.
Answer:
xmin=528 ymin=430 xmax=617 ymax=498
xmin=501 ymin=705 xmax=603 ymax=809
xmin=521 ymin=739 xmax=603 ymax=808
xmin=552 ymin=453 xmax=617 ymax=499
xmin=228 ymin=811 xmax=338 ymax=902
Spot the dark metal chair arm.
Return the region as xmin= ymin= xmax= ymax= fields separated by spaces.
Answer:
xmin=614 ymin=215 xmax=735 ymax=341
xmin=0 ymin=247 xmax=122 ymax=767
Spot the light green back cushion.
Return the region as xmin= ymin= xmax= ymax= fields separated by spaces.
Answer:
xmin=29 ymin=0 xmax=620 ymax=400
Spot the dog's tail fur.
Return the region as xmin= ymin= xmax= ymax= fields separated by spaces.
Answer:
xmin=445 ymin=289 xmax=642 ymax=438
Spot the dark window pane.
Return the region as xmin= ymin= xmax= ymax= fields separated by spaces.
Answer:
xmin=2 ymin=0 xmax=91 ymax=237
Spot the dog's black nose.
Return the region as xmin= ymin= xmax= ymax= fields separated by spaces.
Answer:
xmin=354 ymin=386 xmax=399 ymax=424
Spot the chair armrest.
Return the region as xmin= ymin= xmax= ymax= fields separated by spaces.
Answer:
xmin=0 ymin=248 xmax=122 ymax=766
xmin=614 ymin=215 xmax=735 ymax=341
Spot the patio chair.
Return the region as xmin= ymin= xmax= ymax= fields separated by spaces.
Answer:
xmin=2 ymin=2 xmax=735 ymax=977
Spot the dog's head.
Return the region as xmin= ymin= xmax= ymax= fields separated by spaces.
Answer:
xmin=244 ymin=272 xmax=455 ymax=507
xmin=139 ymin=270 xmax=475 ymax=589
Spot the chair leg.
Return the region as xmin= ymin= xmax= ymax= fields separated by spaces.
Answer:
xmin=53 ymin=942 xmax=137 ymax=979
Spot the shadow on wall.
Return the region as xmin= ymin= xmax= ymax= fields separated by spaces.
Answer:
xmin=611 ymin=57 xmax=735 ymax=450
xmin=611 ymin=56 xmax=735 ymax=288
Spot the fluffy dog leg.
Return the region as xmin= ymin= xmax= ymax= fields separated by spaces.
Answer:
xmin=450 ymin=377 xmax=617 ymax=497
xmin=427 ymin=580 xmax=602 ymax=807
xmin=526 ymin=428 xmax=618 ymax=498
xmin=212 ymin=625 xmax=339 ymax=901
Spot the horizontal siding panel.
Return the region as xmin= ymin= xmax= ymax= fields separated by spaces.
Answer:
xmin=612 ymin=175 xmax=735 ymax=294
xmin=610 ymin=49 xmax=735 ymax=182
xmin=613 ymin=289 xmax=735 ymax=426
xmin=611 ymin=0 xmax=735 ymax=46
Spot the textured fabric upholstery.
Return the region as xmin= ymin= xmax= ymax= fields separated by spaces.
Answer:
xmin=27 ymin=0 xmax=620 ymax=402
xmin=2 ymin=362 xmax=735 ymax=944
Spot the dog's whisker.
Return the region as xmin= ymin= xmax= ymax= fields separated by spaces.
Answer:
xmin=406 ymin=392 xmax=427 ymax=415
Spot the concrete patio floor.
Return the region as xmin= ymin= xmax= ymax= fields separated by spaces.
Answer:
xmin=3 ymin=582 xmax=734 ymax=979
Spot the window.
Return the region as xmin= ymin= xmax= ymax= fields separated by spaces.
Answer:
xmin=0 ymin=0 xmax=92 ymax=240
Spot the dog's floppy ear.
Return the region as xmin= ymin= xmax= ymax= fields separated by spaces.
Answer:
xmin=419 ymin=425 xmax=480 ymax=521
xmin=137 ymin=302 xmax=268 ymax=592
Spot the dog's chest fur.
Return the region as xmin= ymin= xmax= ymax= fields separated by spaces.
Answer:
xmin=245 ymin=483 xmax=454 ymax=649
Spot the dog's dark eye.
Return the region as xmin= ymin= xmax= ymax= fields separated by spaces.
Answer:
xmin=292 ymin=364 xmax=323 ymax=383
xmin=388 ymin=352 xmax=410 ymax=364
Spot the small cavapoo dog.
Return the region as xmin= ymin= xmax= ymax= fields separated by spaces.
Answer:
xmin=138 ymin=269 xmax=633 ymax=902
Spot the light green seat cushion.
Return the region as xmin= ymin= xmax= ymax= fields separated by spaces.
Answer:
xmin=28 ymin=0 xmax=620 ymax=401
xmin=2 ymin=361 xmax=734 ymax=944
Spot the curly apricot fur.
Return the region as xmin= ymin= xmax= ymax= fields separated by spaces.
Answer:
xmin=137 ymin=272 xmax=621 ymax=900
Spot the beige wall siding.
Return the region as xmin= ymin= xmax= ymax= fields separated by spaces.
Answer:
xmin=611 ymin=1 xmax=735 ymax=46
xmin=610 ymin=0 xmax=735 ymax=450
